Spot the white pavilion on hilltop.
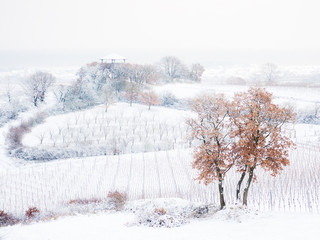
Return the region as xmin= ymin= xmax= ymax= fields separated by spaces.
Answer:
xmin=100 ymin=53 xmax=127 ymax=63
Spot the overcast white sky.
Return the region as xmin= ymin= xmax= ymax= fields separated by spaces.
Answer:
xmin=1 ymin=0 xmax=320 ymax=66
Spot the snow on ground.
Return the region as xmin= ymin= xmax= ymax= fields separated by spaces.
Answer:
xmin=0 ymin=66 xmax=78 ymax=85
xmin=0 ymin=144 xmax=319 ymax=217
xmin=1 ymin=209 xmax=320 ymax=240
xmin=153 ymin=83 xmax=320 ymax=112
xmin=203 ymin=64 xmax=320 ymax=82
xmin=21 ymin=103 xmax=191 ymax=151
xmin=0 ymin=102 xmax=319 ymax=217
xmin=1 ymin=65 xmax=320 ymax=239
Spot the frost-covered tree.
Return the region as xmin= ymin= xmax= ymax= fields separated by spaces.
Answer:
xmin=124 ymin=82 xmax=140 ymax=106
xmin=77 ymin=62 xmax=110 ymax=99
xmin=160 ymin=92 xmax=179 ymax=107
xmin=6 ymin=83 xmax=12 ymax=103
xmin=158 ymin=56 xmax=205 ymax=82
xmin=158 ymin=56 xmax=188 ymax=81
xmin=187 ymin=94 xmax=233 ymax=209
xmin=22 ymin=71 xmax=55 ymax=106
xmin=53 ymin=85 xmax=68 ymax=110
xmin=140 ymin=91 xmax=160 ymax=110
xmin=108 ymin=64 xmax=128 ymax=96
xmin=230 ymin=88 xmax=295 ymax=205
xmin=62 ymin=79 xmax=96 ymax=111
xmin=187 ymin=88 xmax=296 ymax=208
xmin=189 ymin=63 xmax=205 ymax=82
xmin=104 ymin=87 xmax=115 ymax=112
xmin=261 ymin=63 xmax=279 ymax=83
xmin=126 ymin=64 xmax=159 ymax=85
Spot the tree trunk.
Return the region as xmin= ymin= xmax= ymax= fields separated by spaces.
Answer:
xmin=236 ymin=165 xmax=247 ymax=201
xmin=33 ymin=96 xmax=38 ymax=107
xmin=242 ymin=166 xmax=255 ymax=206
xmin=218 ymin=177 xmax=226 ymax=209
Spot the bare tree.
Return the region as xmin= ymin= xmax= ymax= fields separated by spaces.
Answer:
xmin=190 ymin=63 xmax=205 ymax=82
xmin=124 ymin=82 xmax=140 ymax=106
xmin=261 ymin=63 xmax=279 ymax=83
xmin=104 ymin=88 xmax=115 ymax=112
xmin=159 ymin=56 xmax=187 ymax=81
xmin=22 ymin=71 xmax=55 ymax=107
xmin=6 ymin=83 xmax=12 ymax=103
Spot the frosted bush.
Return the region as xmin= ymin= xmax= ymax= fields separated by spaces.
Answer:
xmin=132 ymin=211 xmax=188 ymax=228
xmin=0 ymin=100 xmax=28 ymax=127
xmin=126 ymin=199 xmax=215 ymax=228
xmin=213 ymin=204 xmax=259 ymax=223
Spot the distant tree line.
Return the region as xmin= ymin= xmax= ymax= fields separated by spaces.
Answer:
xmin=51 ymin=56 xmax=204 ymax=111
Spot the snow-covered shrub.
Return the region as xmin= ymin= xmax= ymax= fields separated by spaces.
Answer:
xmin=154 ymin=208 xmax=166 ymax=215
xmin=0 ymin=101 xmax=27 ymax=127
xmin=107 ymin=191 xmax=127 ymax=211
xmin=134 ymin=210 xmax=188 ymax=228
xmin=25 ymin=207 xmax=40 ymax=220
xmin=0 ymin=210 xmax=20 ymax=226
xmin=67 ymin=198 xmax=113 ymax=214
xmin=160 ymin=92 xmax=189 ymax=110
xmin=297 ymin=105 xmax=320 ymax=124
xmin=298 ymin=113 xmax=320 ymax=124
xmin=9 ymin=145 xmax=116 ymax=161
xmin=213 ymin=204 xmax=259 ymax=223
xmin=6 ymin=120 xmax=34 ymax=149
xmin=160 ymin=92 xmax=180 ymax=107
xmin=68 ymin=199 xmax=102 ymax=205
xmin=6 ymin=112 xmax=46 ymax=150
xmin=126 ymin=199 xmax=216 ymax=228
xmin=191 ymin=205 xmax=210 ymax=218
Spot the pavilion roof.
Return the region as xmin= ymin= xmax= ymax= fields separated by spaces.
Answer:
xmin=101 ymin=53 xmax=127 ymax=60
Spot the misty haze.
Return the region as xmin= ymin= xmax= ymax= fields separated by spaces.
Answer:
xmin=0 ymin=0 xmax=319 ymax=240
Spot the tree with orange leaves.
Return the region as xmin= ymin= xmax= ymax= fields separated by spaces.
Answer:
xmin=187 ymin=94 xmax=234 ymax=209
xmin=139 ymin=91 xmax=160 ymax=110
xmin=230 ymin=88 xmax=295 ymax=205
xmin=124 ymin=82 xmax=140 ymax=107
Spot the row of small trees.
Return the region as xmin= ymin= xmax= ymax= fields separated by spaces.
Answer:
xmin=187 ymin=88 xmax=295 ymax=209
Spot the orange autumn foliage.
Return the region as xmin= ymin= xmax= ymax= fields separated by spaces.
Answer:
xmin=187 ymin=88 xmax=296 ymax=207
xmin=230 ymin=88 xmax=295 ymax=174
xmin=230 ymin=88 xmax=295 ymax=205
xmin=187 ymin=94 xmax=233 ymax=209
xmin=140 ymin=91 xmax=160 ymax=110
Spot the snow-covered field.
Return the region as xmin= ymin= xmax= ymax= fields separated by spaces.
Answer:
xmin=21 ymin=103 xmax=190 ymax=153
xmin=154 ymin=83 xmax=320 ymax=111
xmin=1 ymin=102 xmax=320 ymax=216
xmin=1 ymin=145 xmax=320 ymax=217
xmin=0 ymin=65 xmax=320 ymax=239
xmin=1 ymin=206 xmax=320 ymax=240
